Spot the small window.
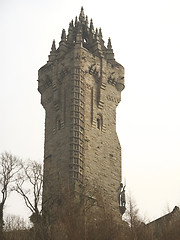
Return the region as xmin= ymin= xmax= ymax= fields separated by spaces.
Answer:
xmin=97 ymin=118 xmax=101 ymax=129
xmin=57 ymin=120 xmax=61 ymax=130
xmin=96 ymin=115 xmax=103 ymax=130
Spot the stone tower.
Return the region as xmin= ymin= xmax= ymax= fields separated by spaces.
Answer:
xmin=38 ymin=7 xmax=125 ymax=222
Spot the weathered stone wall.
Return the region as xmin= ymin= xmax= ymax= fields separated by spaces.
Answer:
xmin=80 ymin=48 xmax=123 ymax=220
xmin=38 ymin=7 xmax=125 ymax=223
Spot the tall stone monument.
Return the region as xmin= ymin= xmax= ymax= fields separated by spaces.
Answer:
xmin=38 ymin=7 xmax=125 ymax=223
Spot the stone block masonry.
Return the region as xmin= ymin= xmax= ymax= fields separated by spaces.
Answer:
xmin=38 ymin=7 xmax=125 ymax=224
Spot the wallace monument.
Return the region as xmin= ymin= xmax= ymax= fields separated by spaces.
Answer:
xmin=38 ymin=7 xmax=125 ymax=226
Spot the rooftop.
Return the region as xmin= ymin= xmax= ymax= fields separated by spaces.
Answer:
xmin=48 ymin=7 xmax=117 ymax=64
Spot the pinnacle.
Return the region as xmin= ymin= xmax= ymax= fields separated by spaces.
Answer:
xmin=85 ymin=15 xmax=89 ymax=26
xmin=68 ymin=21 xmax=73 ymax=33
xmin=90 ymin=18 xmax=94 ymax=32
xmin=51 ymin=39 xmax=56 ymax=51
xmin=75 ymin=16 xmax=78 ymax=27
xmin=79 ymin=6 xmax=85 ymax=22
xmin=61 ymin=29 xmax=66 ymax=42
xmin=70 ymin=20 xmax=73 ymax=27
xmin=80 ymin=6 xmax=84 ymax=14
xmin=107 ymin=37 xmax=112 ymax=49
xmin=99 ymin=28 xmax=102 ymax=38
xmin=95 ymin=28 xmax=99 ymax=40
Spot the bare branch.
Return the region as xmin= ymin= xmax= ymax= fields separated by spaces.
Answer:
xmin=0 ymin=151 xmax=22 ymax=232
xmin=14 ymin=159 xmax=43 ymax=220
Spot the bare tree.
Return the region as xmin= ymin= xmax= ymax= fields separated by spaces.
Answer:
xmin=4 ymin=215 xmax=31 ymax=232
xmin=0 ymin=152 xmax=21 ymax=235
xmin=123 ymin=193 xmax=146 ymax=240
xmin=3 ymin=215 xmax=33 ymax=240
xmin=13 ymin=160 xmax=43 ymax=224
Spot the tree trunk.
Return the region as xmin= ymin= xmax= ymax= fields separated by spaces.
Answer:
xmin=0 ymin=203 xmax=4 ymax=239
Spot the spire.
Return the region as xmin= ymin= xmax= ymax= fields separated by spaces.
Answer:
xmin=70 ymin=19 xmax=73 ymax=27
xmin=61 ymin=29 xmax=67 ymax=42
xmin=67 ymin=21 xmax=74 ymax=44
xmin=79 ymin=6 xmax=85 ymax=22
xmin=106 ymin=37 xmax=115 ymax=63
xmin=107 ymin=37 xmax=112 ymax=49
xmin=99 ymin=28 xmax=102 ymax=39
xmin=51 ymin=39 xmax=56 ymax=51
xmin=98 ymin=28 xmax=106 ymax=52
xmin=90 ymin=18 xmax=94 ymax=33
xmin=75 ymin=16 xmax=78 ymax=27
xmin=48 ymin=40 xmax=56 ymax=62
xmin=95 ymin=28 xmax=99 ymax=40
xmin=85 ymin=15 xmax=89 ymax=27
xmin=59 ymin=29 xmax=68 ymax=56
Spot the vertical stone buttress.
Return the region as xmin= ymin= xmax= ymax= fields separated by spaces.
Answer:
xmin=38 ymin=7 xmax=125 ymax=222
xmin=70 ymin=35 xmax=85 ymax=183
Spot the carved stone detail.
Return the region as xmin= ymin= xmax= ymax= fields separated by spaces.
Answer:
xmin=108 ymin=72 xmax=116 ymax=86
xmin=89 ymin=64 xmax=100 ymax=82
xmin=106 ymin=95 xmax=121 ymax=104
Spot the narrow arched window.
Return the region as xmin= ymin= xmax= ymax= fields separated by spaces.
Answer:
xmin=96 ymin=114 xmax=103 ymax=130
xmin=57 ymin=120 xmax=61 ymax=130
xmin=97 ymin=118 xmax=101 ymax=129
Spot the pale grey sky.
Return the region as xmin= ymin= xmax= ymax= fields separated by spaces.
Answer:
xmin=0 ymin=0 xmax=180 ymax=222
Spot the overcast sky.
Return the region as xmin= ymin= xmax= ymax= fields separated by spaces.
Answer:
xmin=0 ymin=0 xmax=180 ymax=222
